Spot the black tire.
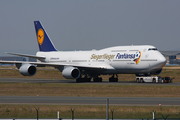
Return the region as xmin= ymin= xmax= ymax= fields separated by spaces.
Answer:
xmin=86 ymin=78 xmax=91 ymax=82
xmin=136 ymin=78 xmax=139 ymax=83
xmin=93 ymin=77 xmax=102 ymax=82
xmin=109 ymin=78 xmax=113 ymax=82
xmin=98 ymin=78 xmax=102 ymax=82
xmin=93 ymin=78 xmax=99 ymax=82
xmin=115 ymin=78 xmax=118 ymax=82
xmin=140 ymin=78 xmax=143 ymax=83
xmin=76 ymin=78 xmax=82 ymax=83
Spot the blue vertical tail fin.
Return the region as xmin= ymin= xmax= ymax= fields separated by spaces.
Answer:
xmin=34 ymin=21 xmax=57 ymax=52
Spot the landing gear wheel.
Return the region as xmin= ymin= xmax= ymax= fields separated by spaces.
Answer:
xmin=140 ymin=79 xmax=144 ymax=83
xmin=76 ymin=78 xmax=82 ymax=83
xmin=85 ymin=78 xmax=91 ymax=82
xmin=109 ymin=77 xmax=113 ymax=82
xmin=76 ymin=77 xmax=91 ymax=83
xmin=109 ymin=74 xmax=118 ymax=82
xmin=136 ymin=79 xmax=139 ymax=83
xmin=109 ymin=78 xmax=118 ymax=82
xmin=93 ymin=77 xmax=102 ymax=82
xmin=114 ymin=78 xmax=118 ymax=82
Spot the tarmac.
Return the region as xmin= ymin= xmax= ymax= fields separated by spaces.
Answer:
xmin=0 ymin=96 xmax=180 ymax=106
xmin=0 ymin=78 xmax=179 ymax=86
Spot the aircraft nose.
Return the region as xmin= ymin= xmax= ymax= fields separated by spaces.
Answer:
xmin=159 ymin=55 xmax=167 ymax=66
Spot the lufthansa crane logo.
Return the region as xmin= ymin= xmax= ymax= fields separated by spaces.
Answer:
xmin=37 ymin=28 xmax=44 ymax=45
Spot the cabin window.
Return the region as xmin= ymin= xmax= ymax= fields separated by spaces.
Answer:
xmin=148 ymin=48 xmax=157 ymax=51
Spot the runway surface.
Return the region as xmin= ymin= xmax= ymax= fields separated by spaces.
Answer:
xmin=0 ymin=78 xmax=179 ymax=86
xmin=0 ymin=96 xmax=180 ymax=106
xmin=0 ymin=78 xmax=179 ymax=106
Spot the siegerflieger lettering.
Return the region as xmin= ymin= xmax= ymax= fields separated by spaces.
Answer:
xmin=91 ymin=54 xmax=115 ymax=60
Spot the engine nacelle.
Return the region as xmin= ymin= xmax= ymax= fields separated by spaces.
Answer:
xmin=19 ymin=64 xmax=37 ymax=76
xmin=62 ymin=67 xmax=80 ymax=79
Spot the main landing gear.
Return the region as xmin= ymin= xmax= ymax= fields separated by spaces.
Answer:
xmin=76 ymin=76 xmax=91 ymax=83
xmin=76 ymin=74 xmax=103 ymax=82
xmin=93 ymin=76 xmax=102 ymax=82
xmin=76 ymin=74 xmax=118 ymax=83
xmin=109 ymin=74 xmax=118 ymax=82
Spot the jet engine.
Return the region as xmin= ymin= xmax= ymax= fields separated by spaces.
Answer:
xmin=62 ymin=67 xmax=80 ymax=79
xmin=19 ymin=64 xmax=37 ymax=76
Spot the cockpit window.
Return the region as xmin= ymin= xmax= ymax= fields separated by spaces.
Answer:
xmin=148 ymin=48 xmax=157 ymax=51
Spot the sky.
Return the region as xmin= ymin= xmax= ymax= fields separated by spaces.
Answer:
xmin=0 ymin=0 xmax=180 ymax=56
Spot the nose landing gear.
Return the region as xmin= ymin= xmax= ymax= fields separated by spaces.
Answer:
xmin=109 ymin=74 xmax=118 ymax=82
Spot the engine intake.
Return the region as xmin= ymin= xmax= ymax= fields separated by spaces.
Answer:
xmin=19 ymin=64 xmax=37 ymax=76
xmin=62 ymin=67 xmax=80 ymax=79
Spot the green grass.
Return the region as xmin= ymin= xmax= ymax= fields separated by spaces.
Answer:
xmin=0 ymin=83 xmax=179 ymax=97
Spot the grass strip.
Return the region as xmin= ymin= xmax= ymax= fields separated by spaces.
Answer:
xmin=0 ymin=104 xmax=180 ymax=119
xmin=0 ymin=83 xmax=179 ymax=97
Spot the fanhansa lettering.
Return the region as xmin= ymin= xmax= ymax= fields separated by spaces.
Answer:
xmin=116 ymin=53 xmax=135 ymax=59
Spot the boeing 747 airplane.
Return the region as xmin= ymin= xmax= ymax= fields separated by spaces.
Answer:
xmin=0 ymin=21 xmax=167 ymax=82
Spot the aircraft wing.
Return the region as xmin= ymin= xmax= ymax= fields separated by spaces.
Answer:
xmin=1 ymin=52 xmax=114 ymax=70
xmin=0 ymin=60 xmax=114 ymax=70
xmin=6 ymin=52 xmax=45 ymax=60
xmin=0 ymin=61 xmax=114 ymax=70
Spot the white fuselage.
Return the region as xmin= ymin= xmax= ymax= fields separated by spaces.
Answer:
xmin=36 ymin=45 xmax=166 ymax=75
